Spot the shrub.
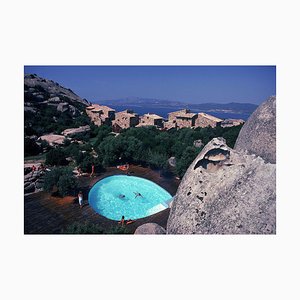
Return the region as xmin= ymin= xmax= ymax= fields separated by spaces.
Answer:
xmin=57 ymin=173 xmax=78 ymax=196
xmin=62 ymin=221 xmax=104 ymax=234
xmin=175 ymin=146 xmax=201 ymax=178
xmin=43 ymin=167 xmax=78 ymax=196
xmin=62 ymin=222 xmax=131 ymax=234
xmin=148 ymin=151 xmax=168 ymax=171
xmin=45 ymin=148 xmax=68 ymax=166
xmin=106 ymin=225 xmax=131 ymax=234
xmin=24 ymin=137 xmax=40 ymax=156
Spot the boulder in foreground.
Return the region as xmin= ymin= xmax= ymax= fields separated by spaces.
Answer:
xmin=134 ymin=223 xmax=166 ymax=234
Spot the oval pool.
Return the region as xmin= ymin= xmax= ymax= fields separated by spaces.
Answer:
xmin=88 ymin=175 xmax=172 ymax=221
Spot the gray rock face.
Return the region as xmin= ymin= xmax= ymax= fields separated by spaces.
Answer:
xmin=134 ymin=223 xmax=166 ymax=234
xmin=234 ymin=96 xmax=276 ymax=164
xmin=167 ymin=137 xmax=276 ymax=234
xmin=24 ymin=74 xmax=90 ymax=106
xmin=193 ymin=139 xmax=203 ymax=148
xmin=24 ymin=169 xmax=45 ymax=194
xmin=168 ymin=157 xmax=176 ymax=167
xmin=61 ymin=125 xmax=91 ymax=136
xmin=57 ymin=102 xmax=69 ymax=113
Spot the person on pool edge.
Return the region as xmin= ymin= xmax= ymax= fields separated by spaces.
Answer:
xmin=118 ymin=216 xmax=135 ymax=226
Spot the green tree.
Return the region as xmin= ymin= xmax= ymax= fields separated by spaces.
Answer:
xmin=43 ymin=167 xmax=78 ymax=196
xmin=148 ymin=150 xmax=169 ymax=170
xmin=45 ymin=148 xmax=68 ymax=166
xmin=175 ymin=146 xmax=201 ymax=178
xmin=24 ymin=137 xmax=40 ymax=156
xmin=222 ymin=124 xmax=243 ymax=148
xmin=57 ymin=173 xmax=78 ymax=196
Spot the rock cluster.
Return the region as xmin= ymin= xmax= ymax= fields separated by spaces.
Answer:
xmin=24 ymin=74 xmax=90 ymax=116
xmin=24 ymin=169 xmax=46 ymax=194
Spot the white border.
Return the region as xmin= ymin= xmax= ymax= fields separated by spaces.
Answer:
xmin=1 ymin=1 xmax=300 ymax=299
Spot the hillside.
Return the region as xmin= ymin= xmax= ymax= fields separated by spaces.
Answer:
xmin=24 ymin=74 xmax=91 ymax=136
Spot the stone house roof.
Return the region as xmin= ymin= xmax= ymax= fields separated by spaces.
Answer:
xmin=143 ymin=113 xmax=164 ymax=120
xmin=170 ymin=109 xmax=197 ymax=119
xmin=86 ymin=104 xmax=115 ymax=113
xmin=198 ymin=112 xmax=223 ymax=122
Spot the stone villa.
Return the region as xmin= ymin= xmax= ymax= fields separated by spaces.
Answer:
xmin=86 ymin=103 xmax=243 ymax=131
xmin=112 ymin=109 xmax=139 ymax=132
xmin=195 ymin=112 xmax=223 ymax=128
xmin=167 ymin=109 xmax=197 ymax=128
xmin=86 ymin=104 xmax=115 ymax=126
xmin=136 ymin=113 xmax=164 ymax=128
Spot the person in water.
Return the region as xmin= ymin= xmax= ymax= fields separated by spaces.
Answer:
xmin=134 ymin=192 xmax=143 ymax=198
xmin=119 ymin=194 xmax=125 ymax=199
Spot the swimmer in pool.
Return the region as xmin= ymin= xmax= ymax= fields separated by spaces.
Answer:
xmin=134 ymin=192 xmax=143 ymax=198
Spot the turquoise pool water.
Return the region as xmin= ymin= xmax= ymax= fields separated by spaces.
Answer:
xmin=88 ymin=175 xmax=172 ymax=221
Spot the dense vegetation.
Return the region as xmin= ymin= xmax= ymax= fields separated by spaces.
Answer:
xmin=27 ymin=124 xmax=242 ymax=179
xmin=43 ymin=167 xmax=78 ymax=197
xmin=93 ymin=125 xmax=243 ymax=177
xmin=62 ymin=221 xmax=130 ymax=234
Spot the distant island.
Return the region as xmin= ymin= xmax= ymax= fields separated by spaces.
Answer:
xmin=99 ymin=97 xmax=258 ymax=120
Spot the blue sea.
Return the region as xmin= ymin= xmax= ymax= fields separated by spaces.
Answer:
xmin=110 ymin=105 xmax=251 ymax=120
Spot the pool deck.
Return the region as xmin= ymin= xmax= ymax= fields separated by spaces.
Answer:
xmin=24 ymin=165 xmax=180 ymax=234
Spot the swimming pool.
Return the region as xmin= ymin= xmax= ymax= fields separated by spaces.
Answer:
xmin=88 ymin=175 xmax=173 ymax=221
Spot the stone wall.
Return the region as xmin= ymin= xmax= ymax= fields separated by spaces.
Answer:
xmin=86 ymin=105 xmax=115 ymax=126
xmin=139 ymin=114 xmax=163 ymax=128
xmin=175 ymin=116 xmax=197 ymax=128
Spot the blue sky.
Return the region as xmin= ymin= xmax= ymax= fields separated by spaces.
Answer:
xmin=24 ymin=66 xmax=276 ymax=104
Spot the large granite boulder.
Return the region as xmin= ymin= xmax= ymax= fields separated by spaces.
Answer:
xmin=234 ymin=96 xmax=276 ymax=164
xmin=167 ymin=137 xmax=276 ymax=234
xmin=134 ymin=223 xmax=166 ymax=234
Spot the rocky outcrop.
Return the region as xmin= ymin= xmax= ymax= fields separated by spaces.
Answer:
xmin=134 ymin=223 xmax=166 ymax=234
xmin=24 ymin=74 xmax=90 ymax=106
xmin=24 ymin=74 xmax=90 ymax=117
xmin=167 ymin=137 xmax=275 ymax=234
xmin=234 ymin=96 xmax=276 ymax=164
xmin=168 ymin=157 xmax=176 ymax=167
xmin=61 ymin=125 xmax=91 ymax=136
xmin=38 ymin=134 xmax=65 ymax=146
xmin=24 ymin=169 xmax=46 ymax=194
xmin=193 ymin=139 xmax=203 ymax=148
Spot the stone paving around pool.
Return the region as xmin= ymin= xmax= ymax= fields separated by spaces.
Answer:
xmin=24 ymin=165 xmax=180 ymax=234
